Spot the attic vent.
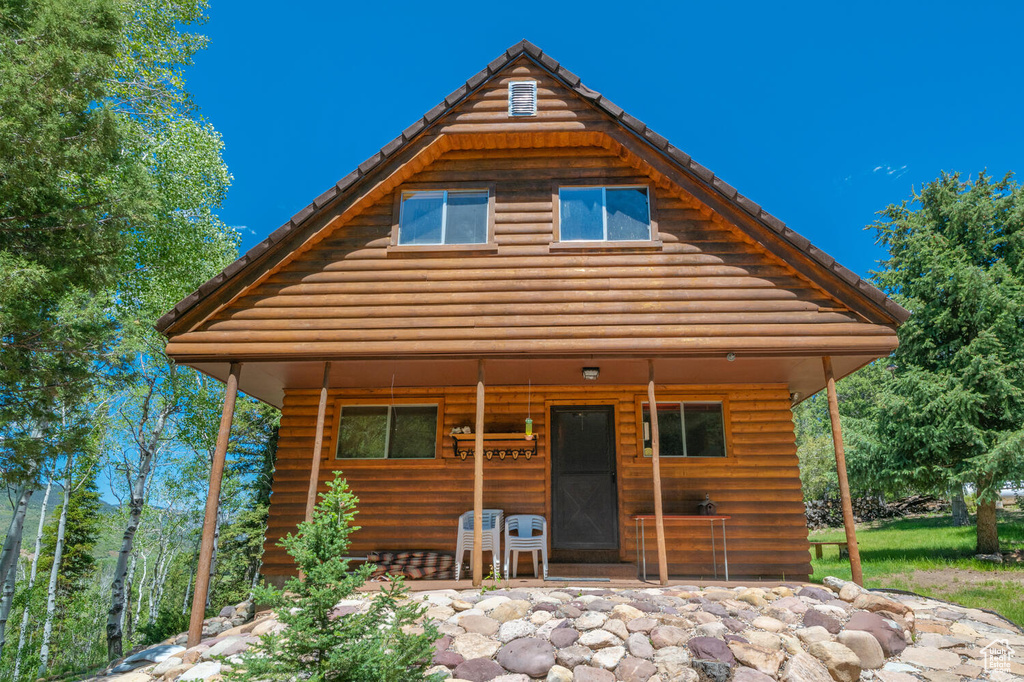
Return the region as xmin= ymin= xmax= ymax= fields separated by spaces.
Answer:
xmin=508 ymin=80 xmax=537 ymax=116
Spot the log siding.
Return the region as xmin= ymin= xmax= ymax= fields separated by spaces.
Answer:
xmin=165 ymin=58 xmax=897 ymax=360
xmin=264 ymin=383 xmax=811 ymax=580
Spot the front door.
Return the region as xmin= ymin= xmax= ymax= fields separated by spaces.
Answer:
xmin=550 ymin=406 xmax=619 ymax=550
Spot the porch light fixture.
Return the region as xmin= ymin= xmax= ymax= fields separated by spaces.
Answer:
xmin=582 ymin=367 xmax=600 ymax=381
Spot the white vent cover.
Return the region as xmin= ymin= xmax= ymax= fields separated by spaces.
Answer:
xmin=508 ymin=80 xmax=537 ymax=116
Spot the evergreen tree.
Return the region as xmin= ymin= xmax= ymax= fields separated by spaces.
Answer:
xmin=229 ymin=473 xmax=438 ymax=682
xmin=872 ymin=171 xmax=1024 ymax=553
xmin=38 ymin=471 xmax=102 ymax=593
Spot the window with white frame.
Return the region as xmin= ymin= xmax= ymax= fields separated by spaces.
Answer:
xmin=398 ymin=190 xmax=489 ymax=245
xmin=336 ymin=404 xmax=438 ymax=459
xmin=641 ymin=402 xmax=726 ymax=457
xmin=558 ymin=186 xmax=651 ymax=241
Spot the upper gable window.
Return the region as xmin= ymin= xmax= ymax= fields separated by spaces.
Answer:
xmin=399 ymin=190 xmax=489 ymax=245
xmin=558 ymin=186 xmax=651 ymax=242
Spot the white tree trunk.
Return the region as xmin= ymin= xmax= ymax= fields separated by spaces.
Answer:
xmin=122 ymin=551 xmax=137 ymax=645
xmin=38 ymin=461 xmax=73 ymax=677
xmin=182 ymin=566 xmax=192 ymax=615
xmin=107 ymin=395 xmax=171 ymax=661
xmin=0 ymin=485 xmax=35 ymax=660
xmin=13 ymin=480 xmax=52 ymax=679
xmin=134 ymin=551 xmax=147 ymax=626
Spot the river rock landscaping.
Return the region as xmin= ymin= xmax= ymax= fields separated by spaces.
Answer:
xmin=92 ymin=578 xmax=1023 ymax=682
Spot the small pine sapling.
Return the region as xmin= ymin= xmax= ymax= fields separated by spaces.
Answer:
xmin=228 ymin=472 xmax=439 ymax=682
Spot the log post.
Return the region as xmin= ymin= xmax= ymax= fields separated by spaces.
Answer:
xmin=473 ymin=360 xmax=485 ymax=587
xmin=647 ymin=360 xmax=669 ymax=585
xmin=303 ymin=362 xmax=332 ymax=522
xmin=822 ymin=356 xmax=864 ymax=585
xmin=188 ymin=362 xmax=241 ymax=648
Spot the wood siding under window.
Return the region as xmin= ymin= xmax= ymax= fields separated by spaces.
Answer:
xmin=264 ymin=383 xmax=811 ymax=580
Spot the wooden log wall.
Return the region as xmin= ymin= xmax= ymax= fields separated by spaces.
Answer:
xmin=264 ymin=383 xmax=812 ymax=581
xmin=168 ymin=58 xmax=898 ymax=360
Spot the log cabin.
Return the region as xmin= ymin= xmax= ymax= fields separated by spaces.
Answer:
xmin=158 ymin=41 xmax=907 ymax=642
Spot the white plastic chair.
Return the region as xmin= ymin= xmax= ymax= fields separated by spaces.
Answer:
xmin=503 ymin=514 xmax=548 ymax=580
xmin=454 ymin=509 xmax=503 ymax=581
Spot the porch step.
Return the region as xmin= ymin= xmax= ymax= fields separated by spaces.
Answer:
xmin=544 ymin=563 xmax=637 ymax=579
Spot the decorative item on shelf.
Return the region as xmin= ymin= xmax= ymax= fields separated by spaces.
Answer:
xmin=525 ymin=418 xmax=533 ymax=440
xmin=451 ymin=432 xmax=538 ymax=461
xmin=698 ymin=493 xmax=717 ymax=516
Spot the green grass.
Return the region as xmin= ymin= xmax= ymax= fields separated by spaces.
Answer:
xmin=808 ymin=508 xmax=1024 ymax=626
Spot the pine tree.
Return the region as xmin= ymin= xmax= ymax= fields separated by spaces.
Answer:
xmin=872 ymin=171 xmax=1024 ymax=553
xmin=228 ymin=473 xmax=438 ymax=682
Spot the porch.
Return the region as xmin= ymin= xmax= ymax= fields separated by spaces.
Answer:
xmin=185 ymin=353 xmax=866 ymax=645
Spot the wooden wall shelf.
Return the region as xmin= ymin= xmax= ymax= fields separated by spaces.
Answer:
xmin=450 ymin=432 xmax=537 ymax=461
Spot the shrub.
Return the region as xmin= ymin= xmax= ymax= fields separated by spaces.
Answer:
xmin=227 ymin=472 xmax=439 ymax=682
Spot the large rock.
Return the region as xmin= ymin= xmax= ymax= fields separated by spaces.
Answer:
xmin=807 ymin=641 xmax=862 ymax=682
xmin=579 ymin=629 xmax=621 ymax=650
xmin=626 ymin=618 xmax=657 ymax=633
xmin=728 ymin=642 xmax=784 ymax=677
xmin=845 ymin=611 xmax=907 ymax=657
xmin=454 ymin=632 xmax=501 ymax=659
xmin=151 ymin=656 xmax=184 ymax=676
xmin=733 ymin=668 xmax=775 ymax=682
xmin=751 ymin=616 xmax=787 ymax=632
xmin=803 ymin=608 xmax=842 ymax=634
xmin=781 ymin=652 xmax=834 ymax=682
xmin=434 ymin=650 xmax=466 ymax=668
xmin=498 ymin=619 xmax=537 ymax=643
xmin=649 ymin=625 xmax=688 ymax=648
xmin=691 ymin=659 xmax=731 ymax=682
xmin=177 ymin=661 xmax=222 ymax=681
xmin=591 ymin=645 xmax=625 ymax=670
xmin=497 ymin=637 xmax=557 ymax=677
xmin=652 ymin=646 xmax=692 ymax=679
xmin=687 ymin=636 xmax=736 ymax=664
xmin=572 ymin=667 xmax=615 ymax=682
xmin=899 ymin=646 xmax=961 ymax=669
xmin=614 ymin=656 xmax=657 ymax=682
xmin=476 ymin=596 xmax=511 ymax=612
xmin=795 ymin=626 xmax=832 ymax=644
xmin=550 ymin=627 xmax=580 ymax=648
xmin=625 ymin=633 xmax=654 ymax=659
xmin=547 ymin=665 xmax=574 ymax=682
xmin=461 ymin=615 xmax=501 ymax=636
xmin=797 ymin=587 xmax=835 ymax=603
xmin=611 ymin=604 xmax=645 ymax=622
xmin=454 ymin=657 xmax=506 ymax=682
xmin=491 ymin=600 xmax=532 ymax=623
xmin=837 ymin=630 xmax=885 ymax=669
xmin=603 ymin=618 xmax=629 ymax=641
xmin=556 ymin=644 xmax=593 ymax=668
xmin=852 ymin=593 xmax=911 ymax=618
xmin=577 ymin=612 xmax=609 ymax=630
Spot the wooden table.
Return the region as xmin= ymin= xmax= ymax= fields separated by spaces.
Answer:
xmin=632 ymin=514 xmax=732 ymax=582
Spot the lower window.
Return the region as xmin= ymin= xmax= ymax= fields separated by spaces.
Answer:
xmin=642 ymin=402 xmax=726 ymax=458
xmin=336 ymin=404 xmax=438 ymax=459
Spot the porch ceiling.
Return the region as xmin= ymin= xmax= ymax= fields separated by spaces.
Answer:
xmin=184 ymin=354 xmax=878 ymax=409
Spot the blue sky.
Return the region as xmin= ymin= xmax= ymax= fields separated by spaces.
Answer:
xmin=186 ymin=1 xmax=1024 ymax=279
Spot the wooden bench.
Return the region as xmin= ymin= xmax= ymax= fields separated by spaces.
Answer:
xmin=809 ymin=541 xmax=849 ymax=559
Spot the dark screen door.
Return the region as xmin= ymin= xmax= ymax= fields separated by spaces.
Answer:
xmin=550 ymin=406 xmax=619 ymax=550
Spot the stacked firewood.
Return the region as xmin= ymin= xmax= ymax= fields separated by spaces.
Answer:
xmin=365 ymin=550 xmax=456 ymax=580
xmin=805 ymin=494 xmax=946 ymax=529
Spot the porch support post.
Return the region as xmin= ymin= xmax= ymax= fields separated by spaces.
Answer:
xmin=822 ymin=356 xmax=864 ymax=585
xmin=473 ymin=360 xmax=485 ymax=587
xmin=303 ymin=362 xmax=332 ymax=523
xmin=187 ymin=362 xmax=241 ymax=648
xmin=647 ymin=360 xmax=669 ymax=585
